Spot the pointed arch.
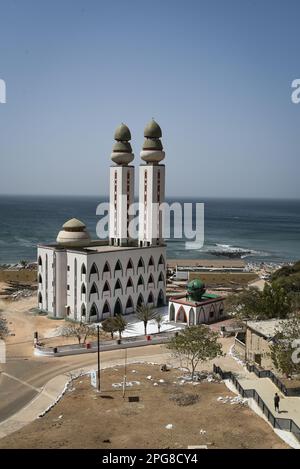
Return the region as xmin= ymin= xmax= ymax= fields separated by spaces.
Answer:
xmin=158 ymin=271 xmax=165 ymax=286
xmin=148 ymin=273 xmax=154 ymax=286
xmin=219 ymin=302 xmax=224 ymax=316
xmin=89 ymin=282 xmax=99 ymax=300
xmin=114 ymin=278 xmax=123 ymax=294
xmin=114 ymin=298 xmax=123 ymax=316
xmin=38 ymin=292 xmax=42 ymax=304
xmin=148 ymin=256 xmax=155 ymax=270
xmin=89 ymin=262 xmax=99 ymax=281
xmin=114 ymin=260 xmax=123 ymax=276
xmin=38 ymin=256 xmax=42 ymax=266
xmin=158 ymin=254 xmax=165 ymax=269
xmin=126 ymin=277 xmax=134 ymax=293
xmin=169 ymin=303 xmax=175 ymax=321
xmin=209 ymin=305 xmax=215 ymax=320
xmin=38 ymin=274 xmax=42 ymax=284
xmin=189 ymin=308 xmax=195 ymax=326
xmin=125 ymin=296 xmax=134 ymax=314
xmin=147 ymin=291 xmax=154 ymax=305
xmin=137 ymin=293 xmax=144 ymax=308
xmin=81 ymin=283 xmax=86 ymax=295
xmin=157 ymin=289 xmax=165 ymax=307
xmin=90 ymin=303 xmax=98 ymax=318
xmin=137 ymin=256 xmax=145 ymax=272
xmin=137 ymin=275 xmax=145 ymax=288
xmin=81 ymin=303 xmax=86 ymax=317
xmin=102 ymin=280 xmax=110 ymax=296
xmin=81 ymin=263 xmax=86 ymax=276
xmin=176 ymin=306 xmax=187 ymax=323
xmin=126 ymin=258 xmax=134 ymax=274
xmin=102 ymin=261 xmax=111 ymax=279
xmin=102 ymin=300 xmax=111 ymax=318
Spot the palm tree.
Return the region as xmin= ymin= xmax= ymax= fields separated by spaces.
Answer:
xmin=136 ymin=305 xmax=158 ymax=336
xmin=113 ymin=314 xmax=127 ymax=340
xmin=154 ymin=313 xmax=164 ymax=333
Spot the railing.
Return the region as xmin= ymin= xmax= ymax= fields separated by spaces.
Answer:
xmin=213 ymin=364 xmax=300 ymax=441
xmin=246 ymin=363 xmax=291 ymax=396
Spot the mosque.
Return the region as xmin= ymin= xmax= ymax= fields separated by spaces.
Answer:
xmin=37 ymin=120 xmax=166 ymax=322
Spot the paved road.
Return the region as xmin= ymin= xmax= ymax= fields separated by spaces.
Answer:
xmin=0 ymin=344 xmax=169 ymax=423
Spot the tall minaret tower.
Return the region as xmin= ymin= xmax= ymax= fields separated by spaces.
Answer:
xmin=109 ymin=123 xmax=135 ymax=246
xmin=138 ymin=120 xmax=165 ymax=247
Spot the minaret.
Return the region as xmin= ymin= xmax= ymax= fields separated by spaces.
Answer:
xmin=109 ymin=123 xmax=135 ymax=246
xmin=138 ymin=119 xmax=165 ymax=247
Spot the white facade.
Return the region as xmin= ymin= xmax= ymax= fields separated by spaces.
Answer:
xmin=168 ymin=297 xmax=225 ymax=326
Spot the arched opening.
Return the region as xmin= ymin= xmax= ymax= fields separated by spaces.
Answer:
xmin=89 ymin=263 xmax=99 ymax=281
xmin=137 ymin=257 xmax=145 ymax=272
xmin=114 ymin=298 xmax=123 ymax=316
xmin=102 ymin=261 xmax=111 ymax=279
xmin=89 ymin=282 xmax=99 ymax=300
xmin=158 ymin=254 xmax=165 ymax=268
xmin=169 ymin=303 xmax=175 ymax=321
xmin=189 ymin=308 xmax=195 ymax=326
xmin=81 ymin=263 xmax=86 ymax=276
xmin=126 ymin=258 xmax=134 ymax=273
xmin=38 ymin=256 xmax=42 ymax=266
xmin=81 ymin=304 xmax=86 ymax=318
xmin=81 ymin=284 xmax=86 ymax=295
xmin=114 ymin=279 xmax=122 ymax=294
xmin=90 ymin=303 xmax=98 ymax=319
xmin=147 ymin=291 xmax=154 ymax=305
xmin=157 ymin=289 xmax=164 ymax=307
xmin=137 ymin=293 xmax=144 ymax=308
xmin=102 ymin=280 xmax=110 ymax=296
xmin=137 ymin=275 xmax=144 ymax=288
xmin=126 ymin=277 xmax=134 ymax=292
xmin=114 ymin=260 xmax=123 ymax=276
xmin=38 ymin=274 xmax=42 ymax=284
xmin=158 ymin=271 xmax=164 ymax=286
xmin=148 ymin=256 xmax=154 ymax=269
xmin=125 ymin=296 xmax=134 ymax=314
xmin=209 ymin=306 xmax=215 ymax=320
xmin=38 ymin=292 xmax=42 ymax=304
xmin=176 ymin=306 xmax=187 ymax=323
xmin=148 ymin=273 xmax=154 ymax=286
xmin=102 ymin=301 xmax=111 ymax=318
xmin=219 ymin=303 xmax=224 ymax=316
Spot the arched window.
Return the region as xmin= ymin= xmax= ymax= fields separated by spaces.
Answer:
xmin=158 ymin=271 xmax=165 ymax=286
xmin=38 ymin=256 xmax=42 ymax=266
xmin=114 ymin=260 xmax=123 ymax=276
xmin=209 ymin=306 xmax=215 ymax=319
xmin=137 ymin=257 xmax=145 ymax=272
xmin=169 ymin=303 xmax=175 ymax=321
xmin=81 ymin=284 xmax=86 ymax=295
xmin=89 ymin=282 xmax=99 ymax=300
xmin=90 ymin=303 xmax=98 ymax=318
xmin=147 ymin=291 xmax=154 ymax=304
xmin=157 ymin=289 xmax=164 ymax=307
xmin=126 ymin=259 xmax=134 ymax=273
xmin=126 ymin=296 xmax=133 ymax=309
xmin=103 ymin=261 xmax=111 ymax=276
xmin=81 ymin=304 xmax=86 ymax=317
xmin=38 ymin=292 xmax=42 ymax=304
xmin=102 ymin=301 xmax=110 ymax=317
xmin=137 ymin=275 xmax=144 ymax=288
xmin=102 ymin=280 xmax=110 ymax=296
xmin=114 ymin=298 xmax=123 ymax=316
xmin=126 ymin=277 xmax=134 ymax=292
xmin=158 ymin=254 xmax=165 ymax=268
xmin=189 ymin=308 xmax=195 ymax=326
xmin=89 ymin=263 xmax=99 ymax=281
xmin=137 ymin=293 xmax=144 ymax=308
xmin=114 ymin=279 xmax=122 ymax=294
xmin=148 ymin=273 xmax=154 ymax=285
xmin=81 ymin=264 xmax=86 ymax=276
xmin=38 ymin=274 xmax=42 ymax=284
xmin=176 ymin=306 xmax=187 ymax=323
xmin=148 ymin=256 xmax=154 ymax=269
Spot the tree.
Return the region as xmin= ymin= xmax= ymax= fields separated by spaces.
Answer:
xmin=154 ymin=313 xmax=164 ymax=333
xmin=101 ymin=317 xmax=118 ymax=339
xmin=113 ymin=314 xmax=127 ymax=340
xmin=225 ymin=284 xmax=292 ymax=320
xmin=136 ymin=305 xmax=158 ymax=335
xmin=61 ymin=322 xmax=97 ymax=345
xmin=19 ymin=260 xmax=28 ymax=269
xmin=270 ymin=316 xmax=300 ymax=377
xmin=0 ymin=310 xmax=9 ymax=340
xmin=167 ymin=325 xmax=223 ymax=380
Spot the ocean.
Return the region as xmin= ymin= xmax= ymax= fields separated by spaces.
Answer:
xmin=0 ymin=195 xmax=300 ymax=265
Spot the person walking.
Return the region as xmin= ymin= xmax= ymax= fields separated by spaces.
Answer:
xmin=274 ymin=393 xmax=280 ymax=413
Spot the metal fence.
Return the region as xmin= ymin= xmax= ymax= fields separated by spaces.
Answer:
xmin=213 ymin=364 xmax=300 ymax=441
xmin=245 ymin=363 xmax=295 ymax=396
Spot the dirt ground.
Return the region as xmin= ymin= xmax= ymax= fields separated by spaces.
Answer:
xmin=0 ymin=364 xmax=288 ymax=449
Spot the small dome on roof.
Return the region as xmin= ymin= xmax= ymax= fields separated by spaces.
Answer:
xmin=63 ymin=218 xmax=86 ymax=230
xmin=187 ymin=278 xmax=206 ymax=301
xmin=142 ymin=138 xmax=163 ymax=151
xmin=114 ymin=123 xmax=131 ymax=141
xmin=144 ymin=119 xmax=162 ymax=139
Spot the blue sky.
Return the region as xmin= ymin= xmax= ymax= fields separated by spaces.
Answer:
xmin=0 ymin=0 xmax=299 ymax=198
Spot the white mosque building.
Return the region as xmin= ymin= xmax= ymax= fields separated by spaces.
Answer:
xmin=37 ymin=120 xmax=166 ymax=323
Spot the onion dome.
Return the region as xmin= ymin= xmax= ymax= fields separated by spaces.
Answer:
xmin=56 ymin=218 xmax=91 ymax=247
xmin=111 ymin=123 xmax=134 ymax=165
xmin=187 ymin=278 xmax=206 ymax=301
xmin=141 ymin=119 xmax=165 ymax=164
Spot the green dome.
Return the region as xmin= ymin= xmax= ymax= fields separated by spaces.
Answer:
xmin=142 ymin=138 xmax=163 ymax=151
xmin=144 ymin=119 xmax=162 ymax=139
xmin=114 ymin=123 xmax=131 ymax=141
xmin=187 ymin=278 xmax=206 ymax=301
xmin=113 ymin=141 xmax=132 ymax=153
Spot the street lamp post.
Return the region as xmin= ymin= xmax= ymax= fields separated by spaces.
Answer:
xmin=97 ymin=325 xmax=101 ymax=392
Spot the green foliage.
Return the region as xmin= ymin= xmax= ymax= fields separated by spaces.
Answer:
xmin=113 ymin=314 xmax=127 ymax=339
xmin=167 ymin=325 xmax=223 ymax=379
xmin=136 ymin=305 xmax=158 ymax=335
xmin=270 ymin=316 xmax=300 ymax=376
xmin=101 ymin=317 xmax=118 ymax=339
xmin=271 ymin=261 xmax=300 ymax=295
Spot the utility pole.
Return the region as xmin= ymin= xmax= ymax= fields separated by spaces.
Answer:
xmin=97 ymin=325 xmax=101 ymax=392
xmin=123 ymin=348 xmax=127 ymax=399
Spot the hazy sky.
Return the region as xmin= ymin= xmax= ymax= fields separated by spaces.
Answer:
xmin=0 ymin=0 xmax=300 ymax=198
